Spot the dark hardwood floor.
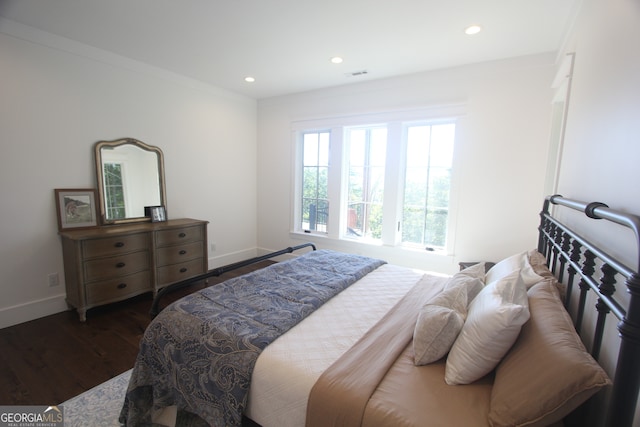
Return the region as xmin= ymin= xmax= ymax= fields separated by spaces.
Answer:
xmin=0 ymin=261 xmax=274 ymax=406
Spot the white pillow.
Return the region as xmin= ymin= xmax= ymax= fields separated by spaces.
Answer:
xmin=444 ymin=270 xmax=530 ymax=385
xmin=413 ymin=273 xmax=484 ymax=366
xmin=486 ymin=251 xmax=543 ymax=289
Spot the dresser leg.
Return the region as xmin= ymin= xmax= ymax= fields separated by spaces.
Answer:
xmin=78 ymin=309 xmax=87 ymax=322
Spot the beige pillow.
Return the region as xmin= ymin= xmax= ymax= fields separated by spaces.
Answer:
xmin=527 ymin=249 xmax=554 ymax=278
xmin=486 ymin=251 xmax=543 ymax=289
xmin=445 ymin=270 xmax=529 ymax=385
xmin=527 ymin=248 xmax=566 ymax=298
xmin=413 ymin=304 xmax=464 ymax=365
xmin=457 ymin=261 xmax=487 ymax=282
xmin=413 ymin=271 xmax=484 ymax=366
xmin=489 ymin=279 xmax=611 ymax=427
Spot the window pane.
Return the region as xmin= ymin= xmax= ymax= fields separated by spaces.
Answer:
xmin=349 ymin=130 xmax=366 ymax=167
xmin=427 ymin=168 xmax=451 ymax=207
xmin=402 ymin=206 xmax=425 ymax=244
xmin=302 ymin=198 xmax=329 ymax=232
xmin=369 ymin=166 xmax=385 ymax=203
xmin=104 ymin=163 xmax=125 ymax=220
xmin=429 ymin=124 xmax=455 ymax=168
xmin=402 ymin=122 xmax=455 ymax=249
xmin=317 ymin=167 xmax=329 ymax=199
xmin=345 ymin=126 xmax=387 ymax=240
xmin=318 ymin=132 xmax=330 ymax=166
xmin=404 ymin=168 xmax=428 ymax=204
xmin=349 ymin=166 xmax=364 ymax=201
xmin=300 ymin=131 xmax=330 ymax=232
xmin=406 ymin=126 xmax=430 ymax=168
xmin=369 ymin=128 xmax=388 ymax=166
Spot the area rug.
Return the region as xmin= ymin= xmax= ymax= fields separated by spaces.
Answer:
xmin=61 ymin=369 xmax=131 ymax=427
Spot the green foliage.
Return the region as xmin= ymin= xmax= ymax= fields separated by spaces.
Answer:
xmin=402 ymin=170 xmax=451 ymax=248
xmin=104 ymin=163 xmax=126 ymax=220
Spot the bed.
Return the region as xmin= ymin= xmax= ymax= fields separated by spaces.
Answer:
xmin=120 ymin=195 xmax=640 ymax=427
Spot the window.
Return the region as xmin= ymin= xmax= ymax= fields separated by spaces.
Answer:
xmin=402 ymin=123 xmax=455 ymax=248
xmin=294 ymin=109 xmax=458 ymax=253
xmin=301 ymin=131 xmax=330 ymax=232
xmin=345 ymin=126 xmax=387 ymax=240
xmin=103 ymin=162 xmax=126 ymax=220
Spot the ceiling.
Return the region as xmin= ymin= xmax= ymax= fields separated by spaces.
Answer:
xmin=0 ymin=0 xmax=580 ymax=99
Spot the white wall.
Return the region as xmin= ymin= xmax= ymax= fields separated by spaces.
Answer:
xmin=553 ymin=0 xmax=640 ymax=425
xmin=257 ymin=54 xmax=556 ymax=273
xmin=556 ymin=0 xmax=640 ymax=267
xmin=0 ymin=22 xmax=258 ymax=328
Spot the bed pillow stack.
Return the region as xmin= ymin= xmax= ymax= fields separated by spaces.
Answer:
xmin=444 ymin=251 xmax=544 ymax=384
xmin=413 ymin=263 xmax=485 ymax=365
xmin=444 ymin=269 xmax=530 ymax=384
xmin=413 ymin=251 xmax=547 ymax=383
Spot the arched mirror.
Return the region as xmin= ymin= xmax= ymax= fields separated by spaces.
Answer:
xmin=94 ymin=138 xmax=167 ymax=224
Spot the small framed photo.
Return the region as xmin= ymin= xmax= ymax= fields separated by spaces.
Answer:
xmin=55 ymin=189 xmax=99 ymax=231
xmin=149 ymin=206 xmax=167 ymax=223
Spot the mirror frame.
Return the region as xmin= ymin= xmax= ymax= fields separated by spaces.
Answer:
xmin=94 ymin=137 xmax=167 ymax=225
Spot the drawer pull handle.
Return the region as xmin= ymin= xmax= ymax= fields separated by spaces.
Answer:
xmin=179 ymin=250 xmax=187 ymax=255
xmin=116 ymin=262 xmax=126 ymax=268
xmin=180 ymin=268 xmax=188 ymax=273
xmin=115 ymin=242 xmax=125 ymax=248
xmin=178 ymin=232 xmax=187 ymax=238
xmin=117 ymin=283 xmax=127 ymax=289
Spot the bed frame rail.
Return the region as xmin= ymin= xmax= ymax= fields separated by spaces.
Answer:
xmin=150 ymin=243 xmax=317 ymax=318
xmin=538 ymin=195 xmax=640 ymax=427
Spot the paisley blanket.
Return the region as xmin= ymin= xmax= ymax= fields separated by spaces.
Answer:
xmin=119 ymin=249 xmax=385 ymax=427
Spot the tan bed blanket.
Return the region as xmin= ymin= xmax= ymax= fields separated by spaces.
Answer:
xmin=306 ymin=274 xmax=492 ymax=427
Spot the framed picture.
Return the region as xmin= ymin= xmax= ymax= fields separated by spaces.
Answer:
xmin=149 ymin=205 xmax=167 ymax=223
xmin=55 ymin=189 xmax=99 ymax=231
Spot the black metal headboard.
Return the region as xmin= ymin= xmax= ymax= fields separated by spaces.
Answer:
xmin=538 ymin=195 xmax=640 ymax=427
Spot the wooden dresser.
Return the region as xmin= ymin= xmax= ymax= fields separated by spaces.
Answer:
xmin=59 ymin=218 xmax=208 ymax=321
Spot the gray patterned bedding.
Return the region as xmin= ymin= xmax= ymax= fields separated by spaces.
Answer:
xmin=119 ymin=249 xmax=385 ymax=427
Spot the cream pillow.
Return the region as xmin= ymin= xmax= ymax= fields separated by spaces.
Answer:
xmin=413 ymin=271 xmax=484 ymax=366
xmin=445 ymin=270 xmax=530 ymax=385
xmin=486 ymin=251 xmax=543 ymax=289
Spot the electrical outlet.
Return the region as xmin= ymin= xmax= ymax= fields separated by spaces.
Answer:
xmin=48 ymin=273 xmax=59 ymax=287
xmin=210 ymin=243 xmax=216 ymax=252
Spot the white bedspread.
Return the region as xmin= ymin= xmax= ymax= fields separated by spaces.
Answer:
xmin=245 ymin=263 xmax=433 ymax=427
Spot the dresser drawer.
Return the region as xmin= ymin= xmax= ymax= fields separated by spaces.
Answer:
xmin=156 ymin=241 xmax=204 ymax=267
xmin=157 ymin=258 xmax=205 ymax=285
xmin=155 ymin=225 xmax=203 ymax=246
xmin=85 ymin=270 xmax=152 ymax=304
xmin=84 ymin=250 xmax=150 ymax=282
xmin=83 ymin=233 xmax=149 ymax=258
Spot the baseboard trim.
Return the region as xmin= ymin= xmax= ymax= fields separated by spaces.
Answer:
xmin=3 ymin=247 xmax=286 ymax=330
xmin=208 ymin=247 xmax=259 ymax=269
xmin=0 ymin=294 xmax=69 ymax=330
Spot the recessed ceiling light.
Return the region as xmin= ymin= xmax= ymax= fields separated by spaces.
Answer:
xmin=244 ymin=76 xmax=255 ymax=83
xmin=465 ymin=25 xmax=482 ymax=35
xmin=330 ymin=56 xmax=343 ymax=64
